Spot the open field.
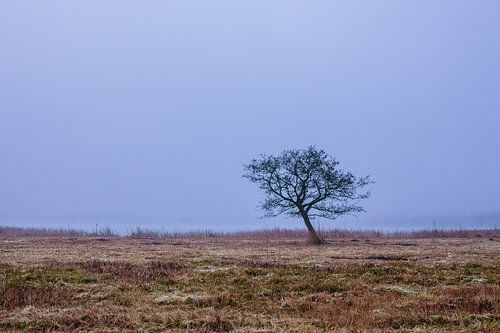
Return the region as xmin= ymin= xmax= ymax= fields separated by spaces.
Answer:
xmin=0 ymin=231 xmax=499 ymax=332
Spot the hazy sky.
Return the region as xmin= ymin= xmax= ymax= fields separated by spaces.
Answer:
xmin=1 ymin=1 xmax=499 ymax=231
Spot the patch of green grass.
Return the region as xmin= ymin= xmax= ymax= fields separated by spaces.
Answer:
xmin=390 ymin=315 xmax=450 ymax=329
xmin=244 ymin=268 xmax=267 ymax=276
xmin=0 ymin=320 xmax=39 ymax=330
xmin=464 ymin=314 xmax=500 ymax=330
xmin=156 ymin=277 xmax=176 ymax=287
xmin=194 ymin=258 xmax=222 ymax=268
xmin=1 ymin=266 xmax=95 ymax=285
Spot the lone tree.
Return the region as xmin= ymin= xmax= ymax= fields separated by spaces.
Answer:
xmin=243 ymin=146 xmax=372 ymax=244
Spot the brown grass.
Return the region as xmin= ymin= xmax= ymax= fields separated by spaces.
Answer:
xmin=64 ymin=260 xmax=185 ymax=284
xmin=1 ymin=225 xmax=498 ymax=240
xmin=1 ymin=283 xmax=73 ymax=311
xmin=0 ymin=233 xmax=498 ymax=332
xmin=126 ymin=226 xmax=500 ymax=240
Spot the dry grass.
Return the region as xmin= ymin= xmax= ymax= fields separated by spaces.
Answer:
xmin=1 ymin=225 xmax=498 ymax=239
xmin=0 ymin=232 xmax=498 ymax=332
xmin=0 ymin=226 xmax=116 ymax=238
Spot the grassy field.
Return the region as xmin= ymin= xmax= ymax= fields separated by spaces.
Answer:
xmin=0 ymin=230 xmax=498 ymax=332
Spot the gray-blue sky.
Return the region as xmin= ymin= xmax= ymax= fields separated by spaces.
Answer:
xmin=1 ymin=1 xmax=499 ymax=231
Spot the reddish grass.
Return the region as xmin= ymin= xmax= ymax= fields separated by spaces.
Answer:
xmin=0 ymin=226 xmax=116 ymax=238
xmin=0 ymin=282 xmax=73 ymax=311
xmin=2 ymin=225 xmax=497 ymax=240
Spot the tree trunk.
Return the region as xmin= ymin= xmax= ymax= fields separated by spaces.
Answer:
xmin=300 ymin=210 xmax=323 ymax=245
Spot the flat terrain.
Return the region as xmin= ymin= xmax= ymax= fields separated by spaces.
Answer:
xmin=0 ymin=236 xmax=498 ymax=332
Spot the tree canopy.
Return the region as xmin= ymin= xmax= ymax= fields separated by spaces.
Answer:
xmin=243 ymin=146 xmax=372 ymax=244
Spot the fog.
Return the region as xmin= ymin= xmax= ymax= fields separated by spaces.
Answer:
xmin=1 ymin=1 xmax=499 ymax=232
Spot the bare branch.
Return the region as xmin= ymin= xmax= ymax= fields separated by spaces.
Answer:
xmin=243 ymin=146 xmax=373 ymax=237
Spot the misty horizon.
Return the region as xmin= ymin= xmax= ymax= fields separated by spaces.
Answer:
xmin=1 ymin=1 xmax=499 ymax=232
